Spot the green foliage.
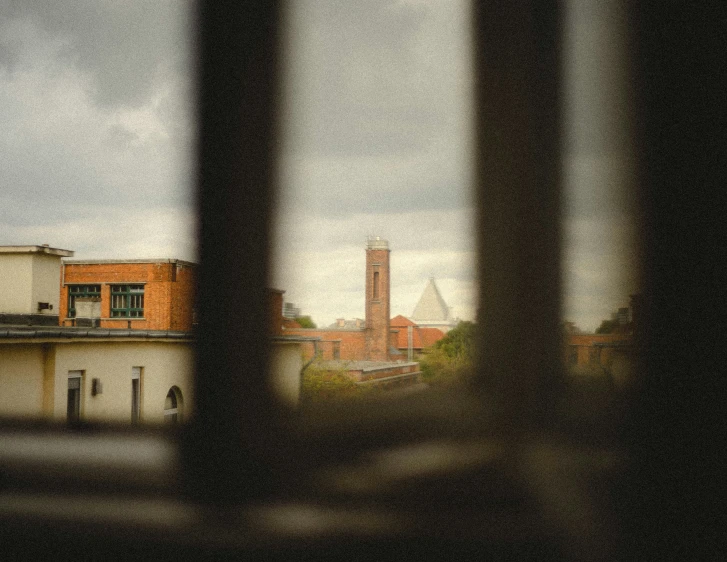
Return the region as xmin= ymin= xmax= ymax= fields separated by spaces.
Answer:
xmin=301 ymin=362 xmax=380 ymax=402
xmin=595 ymin=319 xmax=617 ymax=334
xmin=418 ymin=321 xmax=476 ymax=388
xmin=295 ymin=315 xmax=317 ymax=329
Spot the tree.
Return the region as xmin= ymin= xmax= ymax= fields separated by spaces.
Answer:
xmin=595 ymin=319 xmax=617 ymax=334
xmin=418 ymin=321 xmax=476 ymax=387
xmin=295 ymin=315 xmax=317 ymax=329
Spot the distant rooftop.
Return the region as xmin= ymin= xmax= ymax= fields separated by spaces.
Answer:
xmin=0 ymin=326 xmax=192 ymax=340
xmin=0 ymin=245 xmax=74 ymax=257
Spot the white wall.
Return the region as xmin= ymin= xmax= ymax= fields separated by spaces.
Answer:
xmin=0 ymin=344 xmax=45 ymax=418
xmin=0 ymin=254 xmax=32 ymax=314
xmin=31 ymin=254 xmax=63 ymax=314
xmin=0 ymin=338 xmax=303 ymax=423
xmin=52 ymin=341 xmax=194 ymax=424
xmin=270 ymin=341 xmax=303 ymax=406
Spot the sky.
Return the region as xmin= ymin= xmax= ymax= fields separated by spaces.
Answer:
xmin=0 ymin=0 xmax=637 ymax=332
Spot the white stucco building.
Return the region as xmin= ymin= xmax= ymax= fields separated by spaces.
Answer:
xmin=0 ymin=245 xmax=307 ymax=423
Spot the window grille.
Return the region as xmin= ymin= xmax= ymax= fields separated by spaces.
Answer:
xmin=111 ymin=285 xmax=145 ymax=318
xmin=0 ymin=2 xmax=723 ymax=559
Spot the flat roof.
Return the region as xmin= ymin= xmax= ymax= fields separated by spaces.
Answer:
xmin=315 ymin=360 xmax=419 ymax=371
xmin=63 ymin=258 xmax=196 ymax=266
xmin=0 ymin=326 xmax=192 ymax=340
xmin=0 ymin=327 xmax=319 ymax=344
xmin=0 ymin=245 xmax=74 ymax=257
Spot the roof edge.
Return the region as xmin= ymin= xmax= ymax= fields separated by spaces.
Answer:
xmin=63 ymin=258 xmax=197 ymax=266
xmin=0 ymin=245 xmax=74 ymax=257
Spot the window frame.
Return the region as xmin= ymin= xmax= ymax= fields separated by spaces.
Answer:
xmin=67 ymin=284 xmax=101 ymax=318
xmin=66 ymin=370 xmax=83 ymax=423
xmin=131 ymin=367 xmax=142 ymax=424
xmin=164 ymin=386 xmax=182 ymax=424
xmin=110 ymin=284 xmax=145 ymax=318
xmin=1 ymin=1 xmax=722 ymax=558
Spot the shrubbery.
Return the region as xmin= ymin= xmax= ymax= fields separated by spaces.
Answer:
xmin=301 ymin=362 xmax=381 ymax=402
xmin=418 ymin=321 xmax=476 ymax=388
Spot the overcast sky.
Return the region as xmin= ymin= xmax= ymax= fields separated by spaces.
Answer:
xmin=1 ymin=0 xmax=637 ymax=332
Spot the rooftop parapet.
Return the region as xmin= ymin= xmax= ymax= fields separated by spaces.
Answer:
xmin=366 ymin=236 xmax=389 ymax=250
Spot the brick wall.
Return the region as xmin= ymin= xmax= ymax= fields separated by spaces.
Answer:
xmin=170 ymin=263 xmax=196 ymax=331
xmin=268 ymin=290 xmax=284 ymax=336
xmin=60 ymin=262 xmax=196 ymax=331
xmin=365 ymin=245 xmax=390 ymax=361
xmin=284 ymin=329 xmax=367 ymax=361
xmin=565 ymin=332 xmax=632 ymax=368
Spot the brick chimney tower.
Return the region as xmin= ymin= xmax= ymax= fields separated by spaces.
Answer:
xmin=365 ymin=236 xmax=390 ymax=361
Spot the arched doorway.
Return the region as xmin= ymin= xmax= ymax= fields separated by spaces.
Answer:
xmin=164 ymin=386 xmax=183 ymax=424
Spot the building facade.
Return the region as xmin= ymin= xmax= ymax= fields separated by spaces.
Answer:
xmin=0 ymin=328 xmax=193 ymax=424
xmin=0 ymin=247 xmax=309 ymax=423
xmin=390 ymin=314 xmax=445 ymax=359
xmin=60 ymin=259 xmax=196 ymax=331
xmin=0 ymin=245 xmax=74 ymax=326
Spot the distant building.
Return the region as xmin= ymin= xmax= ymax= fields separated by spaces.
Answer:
xmin=329 ymin=318 xmax=365 ymax=329
xmin=0 ymin=246 xmax=311 ymax=421
xmin=284 ymin=237 xmax=420 ymax=387
xmin=285 ymin=237 xmax=397 ymax=363
xmin=390 ymin=314 xmax=445 ymax=359
xmin=0 ymin=245 xmax=74 ymax=326
xmin=410 ymin=278 xmax=458 ymax=333
xmin=282 ymin=302 xmax=300 ymax=319
xmin=0 ymin=326 xmax=193 ymax=424
xmin=60 ymin=258 xmax=196 ymax=331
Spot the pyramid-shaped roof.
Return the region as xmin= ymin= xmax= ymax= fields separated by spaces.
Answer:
xmin=411 ymin=278 xmax=452 ymax=322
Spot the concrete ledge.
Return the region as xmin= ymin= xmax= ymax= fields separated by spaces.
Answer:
xmin=356 ymin=371 xmax=422 ymax=386
xmin=0 ymin=314 xmax=59 ymax=327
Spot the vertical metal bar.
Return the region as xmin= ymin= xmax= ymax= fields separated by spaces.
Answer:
xmin=472 ymin=1 xmax=563 ymax=432
xmin=407 ymin=325 xmax=413 ymax=362
xmin=625 ymin=3 xmax=727 ymax=557
xmin=183 ymin=1 xmax=282 ymax=505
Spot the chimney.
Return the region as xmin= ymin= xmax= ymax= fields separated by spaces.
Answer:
xmin=365 ymin=237 xmax=391 ymax=361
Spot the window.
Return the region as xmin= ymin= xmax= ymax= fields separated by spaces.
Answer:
xmin=373 ymin=270 xmax=380 ymax=300
xmin=131 ymin=367 xmax=142 ymax=424
xmin=67 ymin=285 xmax=101 ymax=317
xmin=67 ymin=371 xmax=83 ymax=423
xmin=1 ymin=3 xmax=723 ymax=559
xmin=111 ymin=285 xmax=145 ymax=318
xmin=164 ymin=386 xmax=183 ymax=424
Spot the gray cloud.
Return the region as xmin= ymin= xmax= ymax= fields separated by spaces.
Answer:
xmin=1 ymin=0 xmax=190 ymax=109
xmin=0 ymin=1 xmax=193 ymax=245
xmin=1 ymin=0 xmax=639 ymax=332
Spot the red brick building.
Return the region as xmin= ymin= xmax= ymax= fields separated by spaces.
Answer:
xmin=565 ymin=332 xmax=632 ymax=367
xmin=285 ymin=237 xmax=402 ymax=363
xmin=390 ymin=315 xmax=445 ymax=357
xmin=59 ymin=259 xmax=196 ymax=331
